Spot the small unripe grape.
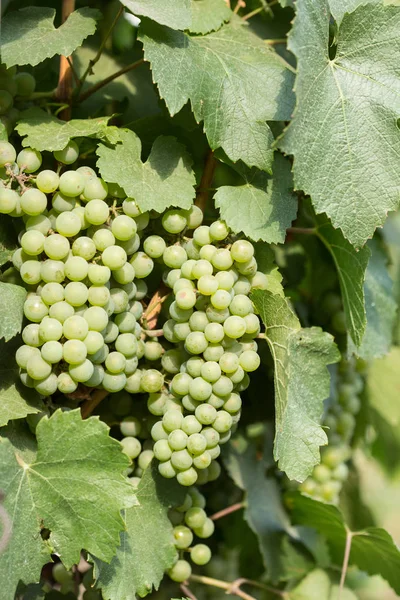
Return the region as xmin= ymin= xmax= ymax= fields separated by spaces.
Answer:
xmin=17 ymin=148 xmax=42 ymax=173
xmin=54 ymin=141 xmax=79 ymax=164
xmin=0 ymin=141 xmax=16 ymax=166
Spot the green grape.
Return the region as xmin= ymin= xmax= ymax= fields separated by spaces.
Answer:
xmin=163 ymin=409 xmax=183 ymax=432
xmin=39 ymin=317 xmax=63 ymax=342
xmin=163 ymin=319 xmax=179 ymax=343
xmin=193 ymin=450 xmax=212 ymax=469
xmin=113 ymin=262 xmax=135 ymax=285
xmin=106 ymin=351 xmax=126 ymax=374
xmin=83 ymin=177 xmax=108 ymax=201
xmin=102 ymin=371 xmax=127 ymax=392
xmin=54 ymin=141 xmax=79 ymax=164
xmin=158 ymin=459 xmax=178 ymax=479
xmin=0 ymin=187 xmax=18 ymax=213
xmin=163 ymin=245 xmax=188 ymax=269
xmin=88 ymin=264 xmax=111 ymax=285
xmin=52 ymin=191 xmax=76 ymax=213
xmin=195 ymin=403 xmax=217 ymax=425
xmin=84 ymin=331 xmax=104 ymax=356
xmin=165 ymin=269 xmax=182 ymax=289
xmin=210 ymin=289 xmax=231 ymax=310
xmin=76 ymin=166 xmax=96 ymax=181
xmin=83 ymin=306 xmax=108 ymax=331
xmin=231 ymin=240 xmax=254 ymax=263
xmin=207 ymin=461 xmax=221 ymax=481
xmin=169 ymin=429 xmax=188 ymax=451
xmin=90 ymin=344 xmax=109 ymax=365
xmin=184 ymin=357 xmax=204 ymax=378
xmin=20 ymin=260 xmax=41 ymax=284
xmin=41 ymin=340 xmax=63 ymax=364
xmin=193 ymin=517 xmax=214 ymax=538
xmin=41 ymin=259 xmax=65 ymax=284
xmin=102 ymin=322 xmax=119 ymax=344
xmin=138 ymin=449 xmax=154 ymax=470
xmin=193 ymin=225 xmax=212 ymax=246
xmin=175 ymin=288 xmax=197 ymax=310
xmin=27 ymin=354 xmax=52 ymax=380
xmin=239 ymin=350 xmax=260 ymax=372
xmin=49 ymin=301 xmax=74 ymax=323
xmin=85 ymin=199 xmax=109 ymax=225
xmin=17 ymin=148 xmax=42 ymax=173
xmin=140 ymin=369 xmax=164 ymax=393
xmin=185 ymin=331 xmax=208 ymax=355
xmin=223 ymin=315 xmax=246 ymax=339
xmin=151 ymin=418 xmax=169 ymax=440
xmin=185 ymin=506 xmax=207 ymax=529
xmin=206 ymin=305 xmax=230 ymax=324
xmin=250 ymin=271 xmax=269 ymax=290
xmin=189 ymin=377 xmax=212 ymax=401
xmin=186 ymin=204 xmax=203 ymax=229
xmin=91 ymin=227 xmax=115 ymax=251
xmin=134 ymin=280 xmax=147 ymax=300
xmin=16 ymin=345 xmax=40 ymax=369
xmin=128 ymin=251 xmax=153 ymax=279
xmin=213 ymin=410 xmax=233 ymax=433
xmin=182 ymin=394 xmax=200 ymax=412
xmin=228 ymin=366 xmax=245 ymax=384
xmin=13 ymin=71 xmax=35 ymax=95
xmin=153 ymin=439 xmax=172 ymax=461
xmin=192 ymin=259 xmax=213 ymax=279
xmin=210 ymin=219 xmax=229 ymax=241
xmin=58 ymin=171 xmax=85 ymax=197
xmin=64 ymin=282 xmax=88 ymax=307
xmin=233 ymin=276 xmax=251 ymax=295
xmin=332 ymin=463 xmax=349 ymax=481
xmin=0 ymin=90 xmax=13 ymax=115
xmin=313 ymin=464 xmax=331 ymax=483
xmin=36 ymin=169 xmax=59 ymax=193
xmin=57 ymin=372 xmax=78 ymax=394
xmin=161 ymin=349 xmax=182 ymax=374
xmin=114 ymin=311 xmax=136 ymax=333
xmin=162 ymin=209 xmax=188 ymax=233
xmin=120 ymin=416 xmax=142 ymax=438
xmin=204 ymin=322 xmax=225 ymax=343
xmin=129 ymin=300 xmax=143 ymax=319
xmin=181 ymin=415 xmax=202 ymax=435
xmin=135 ymin=211 xmax=150 ymax=231
xmin=184 ymin=239 xmax=201 ymax=260
xmin=115 ymin=333 xmax=138 ymax=357
xmin=229 ymin=294 xmax=253 ymax=317
xmin=171 ymin=372 xmax=193 ymax=396
xmin=171 ymin=449 xmax=193 ymax=470
xmin=202 ymin=427 xmax=220 ymax=450
xmin=191 ymin=543 xmax=212 ymax=565
xmin=0 ymin=141 xmax=16 ymax=166
xmin=21 ymin=231 xmax=46 ymax=257
xmin=26 ymin=214 xmax=51 ymax=235
xmin=144 ymin=341 xmax=163 ymax=361
xmin=177 ymin=467 xmax=198 ymax=486
xmin=63 ymin=315 xmax=89 ymax=340
xmin=219 ymin=352 xmax=239 ymax=374
xmin=178 ymin=263 xmax=196 ymax=283
xmin=122 ymin=198 xmax=141 ymax=217
xmin=69 ymin=359 xmax=94 ymax=383
xmin=102 ymin=245 xmax=127 ymax=271
xmin=121 ymin=436 xmax=142 ymax=459
xmin=236 ymin=257 xmax=257 ymax=277
xmin=203 ymin=343 xmax=224 ymax=362
xmin=200 ymin=361 xmax=222 ymax=383
xmin=124 ymin=369 xmax=142 ymax=393
xmin=85 ymin=363 xmax=105 ymax=386
xmin=43 ymin=234 xmax=70 ymax=261
xmin=71 ymin=236 xmax=96 ymax=261
xmin=112 ymin=215 xmax=137 ymax=241
xmin=243 ymin=313 xmax=260 ymax=336
xmin=189 ymin=311 xmax=209 ymax=332
xmin=56 ymin=211 xmax=81 ymax=237
xmin=208 ymin=393 xmax=226 ymax=409
xmin=173 ymin=525 xmax=193 ymax=549
xmin=174 ymin=322 xmax=191 ymax=341
xmin=87 ymin=285 xmax=110 ymax=307
xmin=187 ymin=433 xmax=207 ymax=455
xmin=169 ymin=301 xmax=193 ymax=323
xmin=34 ymin=372 xmax=58 ymax=396
xmin=212 ymin=248 xmax=233 ymax=271
xmin=24 ymin=295 xmax=49 ymax=322
xmin=167 ymin=554 xmax=193 ymax=582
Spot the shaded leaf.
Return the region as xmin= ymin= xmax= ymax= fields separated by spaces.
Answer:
xmin=140 ymin=19 xmax=295 ymax=171
xmin=97 ymin=130 xmax=196 ymax=212
xmin=0 ymin=217 xmax=18 ymax=267
xmin=120 ymin=0 xmax=192 ymax=30
xmin=252 ymin=290 xmax=340 ymax=481
xmin=94 ymin=461 xmax=185 ymax=599
xmin=280 ymin=1 xmax=400 ymax=247
xmin=316 ymin=216 xmax=370 ymax=347
xmin=2 ymin=7 xmax=100 ymax=67
xmin=189 ymin=0 xmax=232 ymax=34
xmin=0 ymin=282 xmax=27 ymax=342
xmin=253 ymin=243 xmax=284 ymax=296
xmin=214 ymin=154 xmax=297 ymax=244
xmin=367 ymin=347 xmax=400 ymax=426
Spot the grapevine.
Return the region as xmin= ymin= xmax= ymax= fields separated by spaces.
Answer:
xmin=1 ymin=2 xmax=400 ymax=600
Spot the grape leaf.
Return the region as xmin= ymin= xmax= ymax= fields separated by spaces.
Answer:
xmin=367 ymin=348 xmax=400 ymax=426
xmin=349 ymin=239 xmax=396 ymax=358
xmin=96 ymin=130 xmax=196 ymax=212
xmin=0 ymin=217 xmax=18 ymax=266
xmin=1 ymin=7 xmax=100 ymax=68
xmin=16 ymin=113 xmax=119 ymax=152
xmin=254 ymin=243 xmax=284 ymax=296
xmin=224 ymin=442 xmax=291 ymax=582
xmin=328 ymin=0 xmax=379 ymax=22
xmin=252 ymin=290 xmax=340 ymax=482
xmin=189 ymin=0 xmax=232 ymax=34
xmin=214 ymin=154 xmax=297 ymax=244
xmin=280 ymin=1 xmax=400 ymax=247
xmin=316 ymin=216 xmax=370 ymax=347
xmin=0 ymin=409 xmax=137 ymax=577
xmin=288 ymin=569 xmax=357 ymax=600
xmin=140 ymin=20 xmax=295 ymax=172
xmin=288 ymin=493 xmax=400 ymax=595
xmin=119 ymin=0 xmax=192 ymax=30
xmin=0 ymin=338 xmax=43 ymax=428
xmin=0 ymin=282 xmax=27 ymax=342
xmin=94 ymin=461 xmax=185 ymax=599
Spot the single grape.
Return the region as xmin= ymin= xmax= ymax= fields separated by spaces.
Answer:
xmin=250 ymin=271 xmax=268 ymax=290
xmin=24 ymin=295 xmax=49 ymax=322
xmin=193 ymin=517 xmax=214 ymax=538
xmin=83 ymin=177 xmax=108 ymax=201
xmin=171 ymin=449 xmax=193 ymax=470
xmin=223 ymin=315 xmax=247 ymax=339
xmin=41 ymin=259 xmax=65 ymax=284
xmin=41 ymin=340 xmax=63 ymax=364
xmin=0 ymin=187 xmax=18 ymax=213
xmin=231 ymin=239 xmax=254 ymax=263
xmin=185 ymin=331 xmax=208 ymax=355
xmin=85 ymin=199 xmax=109 ymax=225
xmin=158 ymin=460 xmax=178 ymax=479
xmin=191 ymin=544 xmax=212 ymax=565
xmin=56 ymin=211 xmax=81 ymax=237
xmin=102 ymin=245 xmax=127 ymax=270
xmin=181 ymin=415 xmax=202 ymax=436
xmin=189 ymin=377 xmax=212 ymax=401
xmin=39 ymin=317 xmax=63 ymax=342
xmin=16 ymin=345 xmax=40 ymax=369
xmin=44 ymin=234 xmax=70 ymax=260
xmin=143 ymin=235 xmax=166 ymax=258
xmin=167 ymin=558 xmax=192 ymax=582
xmin=129 ymin=251 xmax=154 ymax=278
xmin=20 ymin=260 xmax=41 ymax=285
xmin=200 ymin=361 xmax=221 ymax=383
xmin=185 ymin=356 xmax=205 ymax=378
xmin=69 ymin=359 xmax=94 ymax=383
xmin=36 ymin=169 xmax=59 ymax=193
xmin=197 ymin=274 xmax=218 ymax=296
xmin=239 ymin=350 xmax=260 ymax=372
xmin=64 ymin=282 xmax=88 ymax=307
xmin=57 ymin=372 xmax=78 ymax=394
xmin=211 ymin=289 xmax=231 ymax=310
xmin=0 ymin=141 xmax=16 ymax=166
xmin=26 ymin=214 xmax=51 ymax=235
xmin=163 ymin=246 xmax=187 ymax=269
xmin=203 ymin=343 xmax=225 ymax=362
xmin=204 ymin=322 xmax=225 ymax=343
xmin=193 ymin=226 xmax=212 ymax=246
xmin=163 ymin=409 xmax=183 ymax=432
xmin=54 ymin=141 xmax=79 ymax=164
xmin=59 ymin=171 xmax=85 ymax=197
xmin=169 ymin=429 xmax=189 ymax=451
xmin=121 ymin=436 xmax=142 ymax=459
xmin=195 ymin=403 xmax=217 ymax=425
xmin=171 ymin=372 xmax=193 ymax=396
xmin=63 ymin=339 xmax=87 ymax=364
xmin=185 ymin=506 xmax=207 ymax=529
xmin=27 ymin=354 xmax=52 ymax=380
xmin=162 ymin=209 xmax=188 ymax=234
xmin=49 ymin=301 xmax=74 ymax=323
xmin=141 ymin=369 xmax=164 ymax=393
xmin=115 ymin=333 xmax=138 ymax=357
xmin=88 ymin=264 xmax=111 ymax=285
xmin=63 ymin=315 xmax=89 ymax=340
xmin=83 ymin=306 xmax=108 ymax=332
xmin=17 ymin=148 xmax=42 ymax=173
xmin=233 ymin=275 xmax=251 ymax=295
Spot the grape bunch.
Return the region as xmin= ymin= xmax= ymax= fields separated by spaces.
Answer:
xmin=0 ymin=140 xmax=150 ymax=396
xmin=299 ymin=359 xmax=363 ymax=503
xmin=0 ymin=64 xmax=36 ymax=138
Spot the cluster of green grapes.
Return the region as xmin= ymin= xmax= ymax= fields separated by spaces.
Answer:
xmin=299 ymin=359 xmax=363 ymax=503
xmin=0 ymin=64 xmax=36 ymax=137
xmin=0 ymin=140 xmax=149 ymax=396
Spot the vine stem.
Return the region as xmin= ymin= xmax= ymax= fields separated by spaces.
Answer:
xmin=210 ymin=501 xmax=246 ymax=521
xmin=339 ymin=529 xmax=353 ymax=599
xmin=242 ymin=6 xmax=264 ymax=20
xmin=190 ymin=574 xmax=285 ymax=600
xmin=56 ymin=0 xmax=75 ymax=119
xmin=180 ymin=583 xmax=198 ymax=600
xmin=195 ymin=150 xmax=217 ymax=213
xmin=286 ymin=227 xmax=316 ymax=235
xmin=265 ymin=38 xmax=287 ymax=45
xmin=75 ymin=5 xmax=124 ymax=98
xmin=80 ymin=389 xmax=109 ymax=419
xmin=78 ymin=58 xmax=145 ymax=103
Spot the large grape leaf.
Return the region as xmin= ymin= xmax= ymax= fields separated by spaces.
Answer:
xmin=316 ymin=217 xmax=370 ymax=347
xmin=328 ymin=0 xmax=379 ymax=22
xmin=119 ymin=0 xmax=192 ymax=30
xmin=252 ymin=290 xmax=340 ymax=482
xmin=0 ymin=338 xmax=43 ymax=428
xmin=16 ymin=113 xmax=119 ymax=152
xmin=280 ymin=1 xmax=400 ymax=247
xmin=348 ymin=239 xmax=396 ymax=358
xmin=189 ymin=0 xmax=232 ymax=34
xmin=367 ymin=347 xmax=400 ymax=426
xmin=0 ymin=283 xmax=27 ymax=342
xmin=214 ymin=154 xmax=297 ymax=244
xmin=94 ymin=462 xmax=185 ymax=600
xmin=96 ymin=130 xmax=196 ymax=212
xmin=0 ymin=409 xmax=137 ymax=579
xmin=288 ymin=493 xmax=400 ymax=595
xmin=224 ymin=442 xmax=291 ymax=582
xmin=140 ymin=20 xmax=295 ymax=172
xmin=1 ymin=7 xmax=100 ymax=67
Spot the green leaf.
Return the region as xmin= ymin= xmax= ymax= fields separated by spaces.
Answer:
xmin=120 ymin=0 xmax=192 ymax=30
xmin=94 ymin=461 xmax=185 ymax=599
xmin=0 ymin=216 xmax=18 ymax=266
xmin=189 ymin=0 xmax=232 ymax=34
xmin=0 ymin=337 xmax=43 ymax=428
xmin=288 ymin=493 xmax=400 ymax=595
xmin=0 ymin=282 xmax=27 ymax=342
xmin=367 ymin=347 xmax=400 ymax=426
xmin=96 ymin=130 xmax=196 ymax=213
xmin=253 ymin=243 xmax=284 ymax=296
xmin=280 ymin=1 xmax=400 ymax=247
xmin=349 ymin=239 xmax=396 ymax=359
xmin=316 ymin=217 xmax=371 ymax=347
xmin=252 ymin=290 xmax=340 ymax=481
xmin=16 ymin=113 xmax=118 ymax=152
xmin=0 ymin=409 xmax=137 ymax=578
xmin=1 ymin=7 xmax=100 ymax=67
xmin=288 ymin=568 xmax=358 ymax=600
xmin=140 ymin=20 xmax=295 ymax=171
xmin=328 ymin=0 xmax=379 ymax=23
xmin=214 ymin=154 xmax=297 ymax=244
xmin=224 ymin=441 xmax=291 ymax=582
